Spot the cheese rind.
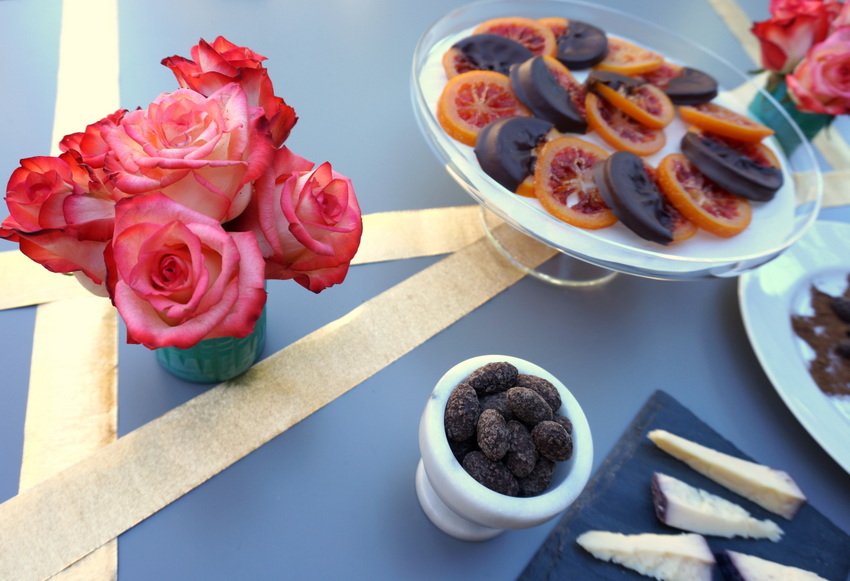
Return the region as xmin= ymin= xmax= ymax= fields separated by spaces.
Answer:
xmin=652 ymin=472 xmax=783 ymax=541
xmin=718 ymin=550 xmax=828 ymax=580
xmin=647 ymin=429 xmax=806 ymax=519
xmin=576 ymin=530 xmax=714 ymax=581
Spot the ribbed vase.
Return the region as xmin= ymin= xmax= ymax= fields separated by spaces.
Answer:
xmin=155 ymin=307 xmax=266 ymax=383
xmin=748 ymin=76 xmax=833 ymax=143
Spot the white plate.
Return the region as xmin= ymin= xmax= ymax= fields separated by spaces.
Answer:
xmin=411 ymin=0 xmax=823 ymax=280
xmin=739 ymin=220 xmax=850 ymax=474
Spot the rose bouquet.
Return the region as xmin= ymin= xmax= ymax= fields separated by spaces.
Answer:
xmin=1 ymin=37 xmax=363 ymax=352
xmin=751 ymin=0 xmax=850 ymax=124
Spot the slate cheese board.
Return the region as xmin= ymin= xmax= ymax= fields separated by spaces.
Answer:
xmin=517 ymin=390 xmax=850 ymax=580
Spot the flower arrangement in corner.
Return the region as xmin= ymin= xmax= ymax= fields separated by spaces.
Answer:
xmin=751 ymin=0 xmax=850 ymax=123
xmin=0 ymin=37 xmax=363 ymax=350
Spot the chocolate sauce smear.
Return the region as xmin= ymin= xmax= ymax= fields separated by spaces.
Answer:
xmin=791 ymin=275 xmax=850 ymax=397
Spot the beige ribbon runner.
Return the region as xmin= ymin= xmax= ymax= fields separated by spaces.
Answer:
xmin=15 ymin=1 xmax=121 ymax=580
xmin=0 ymin=222 xmax=555 ymax=581
xmin=21 ymin=298 xmax=118 ymax=581
xmin=12 ymin=0 xmax=120 ymax=581
xmin=0 ymin=252 xmax=92 ymax=310
xmin=354 ymin=205 xmax=482 ymax=264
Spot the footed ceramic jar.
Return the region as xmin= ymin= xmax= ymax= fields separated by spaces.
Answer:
xmin=416 ymin=355 xmax=593 ymax=541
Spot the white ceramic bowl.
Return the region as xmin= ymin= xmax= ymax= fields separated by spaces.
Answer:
xmin=416 ymin=355 xmax=593 ymax=541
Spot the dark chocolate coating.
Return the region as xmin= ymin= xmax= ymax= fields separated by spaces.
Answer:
xmin=474 ymin=116 xmax=553 ymax=193
xmin=477 ymin=408 xmax=510 ymax=461
xmin=531 ymin=421 xmax=573 ymax=462
xmin=517 ymin=457 xmax=555 ymax=497
xmin=555 ymin=20 xmax=608 ymax=70
xmin=462 ymin=451 xmax=519 ymax=496
xmin=594 ymin=151 xmax=674 ymax=245
xmin=504 ymin=420 xmax=538 ymax=478
xmin=506 ymin=387 xmax=554 ymax=424
xmin=664 ymin=67 xmax=718 ymax=104
xmin=587 ymin=69 xmax=645 ymax=94
xmin=680 ymin=132 xmax=783 ymax=201
xmin=466 ymin=360 xmax=519 ymax=395
xmin=444 ymin=382 xmax=481 ymax=442
xmin=509 ymin=56 xmax=587 ymax=133
xmin=830 ymin=296 xmax=850 ymax=323
xmin=450 ymin=33 xmax=533 ymax=76
xmin=515 ymin=373 xmax=562 ymax=412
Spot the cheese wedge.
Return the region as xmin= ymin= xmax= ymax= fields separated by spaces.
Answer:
xmin=652 ymin=472 xmax=783 ymax=541
xmin=647 ymin=429 xmax=806 ymax=519
xmin=576 ymin=530 xmax=714 ymax=581
xmin=718 ymin=550 xmax=828 ymax=580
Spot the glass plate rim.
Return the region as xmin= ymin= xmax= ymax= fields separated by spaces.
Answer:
xmin=411 ymin=0 xmax=823 ymax=279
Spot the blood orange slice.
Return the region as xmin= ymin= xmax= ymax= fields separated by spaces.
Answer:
xmin=656 ymin=153 xmax=752 ymax=238
xmin=643 ymin=163 xmax=697 ymax=242
xmin=595 ymin=36 xmax=664 ymax=75
xmin=585 ymin=92 xmax=666 ymax=156
xmin=473 ymin=16 xmax=557 ymax=57
xmin=533 ymin=136 xmax=615 ymax=229
xmin=541 ymin=55 xmax=588 ymax=123
xmin=588 ymin=70 xmax=675 ymax=129
xmin=437 ymin=70 xmax=531 ymax=147
xmin=678 ymin=102 xmax=774 ymax=142
xmin=538 ymin=16 xmax=570 ymax=39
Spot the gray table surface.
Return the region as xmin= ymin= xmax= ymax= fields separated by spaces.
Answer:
xmin=1 ymin=0 xmax=848 ymax=579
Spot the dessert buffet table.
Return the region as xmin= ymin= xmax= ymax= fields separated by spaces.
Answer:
xmin=1 ymin=0 xmax=849 ymax=579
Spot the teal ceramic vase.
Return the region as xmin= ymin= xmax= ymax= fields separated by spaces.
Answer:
xmin=748 ymin=76 xmax=832 ymax=143
xmin=155 ymin=307 xmax=267 ymax=383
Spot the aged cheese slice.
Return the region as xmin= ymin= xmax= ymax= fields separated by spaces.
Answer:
xmin=652 ymin=472 xmax=783 ymax=541
xmin=647 ymin=429 xmax=806 ymax=519
xmin=576 ymin=530 xmax=714 ymax=581
xmin=718 ymin=550 xmax=828 ymax=580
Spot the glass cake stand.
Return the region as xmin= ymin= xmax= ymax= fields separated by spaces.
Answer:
xmin=411 ymin=0 xmax=822 ymax=285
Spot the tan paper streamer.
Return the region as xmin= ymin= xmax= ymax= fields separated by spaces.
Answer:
xmin=0 ymin=251 xmax=92 ymax=310
xmin=822 ymin=170 xmax=850 ymax=208
xmin=0 ymin=223 xmax=555 ymax=581
xmin=707 ymin=0 xmax=850 ymax=171
xmin=21 ymin=297 xmax=119 ymax=581
xmin=354 ymin=205 xmax=483 ymax=264
xmin=16 ymin=0 xmax=121 ymax=580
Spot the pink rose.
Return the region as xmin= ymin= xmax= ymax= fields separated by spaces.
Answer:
xmin=231 ymin=147 xmax=362 ymax=293
xmin=102 ymin=83 xmax=275 ymax=223
xmin=830 ymin=1 xmax=850 ymax=32
xmin=1 ymin=151 xmax=114 ymax=285
xmin=787 ymin=27 xmax=850 ymax=115
xmin=60 ymin=109 xmax=127 ymax=173
xmin=107 ymin=192 xmax=266 ymax=349
xmin=162 ymin=36 xmax=297 ymax=148
xmin=768 ymin=0 xmax=840 ymax=18
xmin=752 ymin=1 xmax=838 ymax=73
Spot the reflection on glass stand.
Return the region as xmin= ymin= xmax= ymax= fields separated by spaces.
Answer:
xmin=479 ymin=207 xmax=618 ymax=288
